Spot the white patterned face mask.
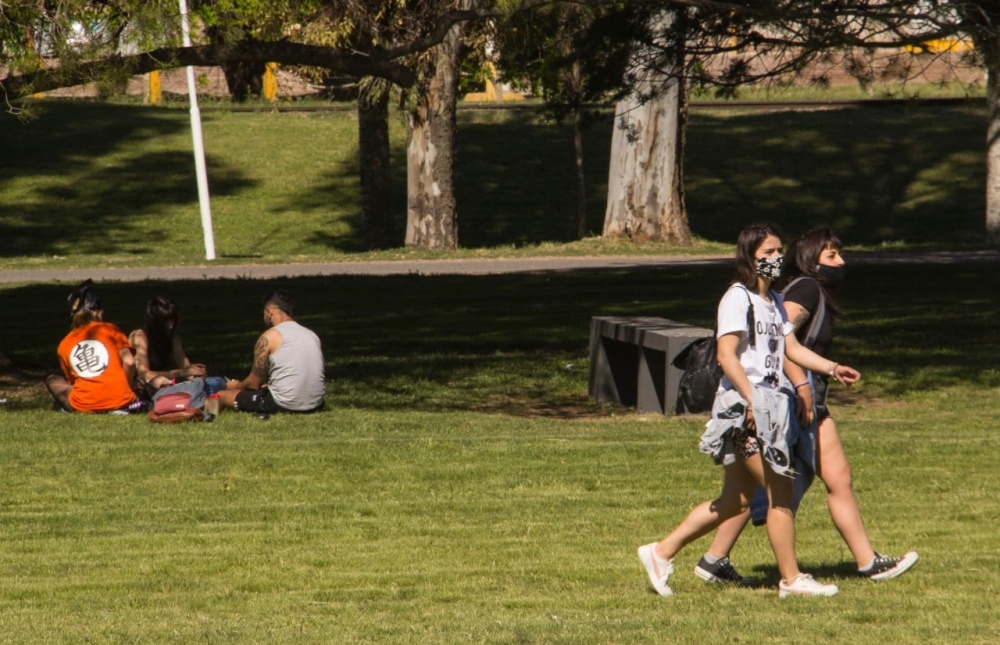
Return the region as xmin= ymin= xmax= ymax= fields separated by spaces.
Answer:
xmin=756 ymin=255 xmax=783 ymax=281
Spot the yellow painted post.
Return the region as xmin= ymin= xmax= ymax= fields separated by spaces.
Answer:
xmin=146 ymin=70 xmax=162 ymax=104
xmin=263 ymin=62 xmax=278 ymax=100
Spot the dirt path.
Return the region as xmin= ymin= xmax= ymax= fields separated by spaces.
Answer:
xmin=1 ymin=250 xmax=997 ymax=284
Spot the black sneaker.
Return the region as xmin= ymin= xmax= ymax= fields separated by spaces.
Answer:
xmin=694 ymin=556 xmax=749 ymax=584
xmin=860 ymin=551 xmax=919 ymax=581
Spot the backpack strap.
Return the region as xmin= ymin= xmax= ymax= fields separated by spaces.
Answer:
xmin=781 ymin=277 xmax=825 ymax=350
xmin=737 ymin=285 xmax=756 ymax=349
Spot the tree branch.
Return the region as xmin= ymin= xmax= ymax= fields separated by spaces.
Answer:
xmin=1 ymin=40 xmax=415 ymax=97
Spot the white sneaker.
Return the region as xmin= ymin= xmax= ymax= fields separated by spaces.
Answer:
xmin=638 ymin=542 xmax=674 ymax=597
xmin=778 ymin=573 xmax=838 ymax=598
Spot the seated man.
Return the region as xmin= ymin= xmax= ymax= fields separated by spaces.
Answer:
xmin=217 ymin=290 xmax=325 ymax=414
xmin=46 ymin=279 xmax=142 ymax=413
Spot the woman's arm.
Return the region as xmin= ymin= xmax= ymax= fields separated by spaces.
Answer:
xmin=717 ymin=332 xmax=758 ymax=429
xmin=784 ymin=334 xmax=860 ymax=385
xmin=171 ymin=335 xmax=206 ymax=379
xmin=783 ymin=356 xmax=814 ymax=427
xmin=130 ymin=329 xmax=204 ymax=389
xmin=129 ymin=329 xmax=162 ymax=388
xmin=717 ymin=332 xmax=752 ymax=401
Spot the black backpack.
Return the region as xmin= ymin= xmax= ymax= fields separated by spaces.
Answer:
xmin=675 ymin=287 xmax=755 ymax=414
xmin=675 ymin=281 xmax=826 ymax=413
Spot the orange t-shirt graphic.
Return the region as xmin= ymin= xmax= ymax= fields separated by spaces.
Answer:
xmin=58 ymin=322 xmax=136 ymax=412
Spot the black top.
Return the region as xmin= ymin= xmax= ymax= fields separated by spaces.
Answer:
xmin=783 ymin=277 xmax=834 ymax=357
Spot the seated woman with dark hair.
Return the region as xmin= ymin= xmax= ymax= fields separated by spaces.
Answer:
xmin=129 ymin=296 xmax=207 ymax=396
xmin=45 ymin=279 xmax=142 ymax=413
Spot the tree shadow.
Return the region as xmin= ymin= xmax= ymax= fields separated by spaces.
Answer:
xmin=685 ymin=103 xmax=985 ymax=246
xmin=0 ymin=100 xmax=255 ymax=257
xmin=2 ymin=262 xmax=996 ymax=415
xmin=454 ymin=111 xmax=613 ymax=247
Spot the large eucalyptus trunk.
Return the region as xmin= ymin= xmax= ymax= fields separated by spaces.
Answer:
xmin=984 ymin=44 xmax=1000 ymax=243
xmin=602 ymin=11 xmax=692 ymax=245
xmin=405 ymin=5 xmax=468 ymax=250
xmin=358 ymin=84 xmax=394 ymax=249
xmin=960 ymin=7 xmax=1000 ymax=243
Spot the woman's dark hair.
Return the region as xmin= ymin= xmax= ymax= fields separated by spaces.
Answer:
xmin=780 ymin=228 xmax=842 ymax=317
xmin=734 ymin=222 xmax=783 ymax=290
xmin=144 ymin=296 xmax=179 ymax=361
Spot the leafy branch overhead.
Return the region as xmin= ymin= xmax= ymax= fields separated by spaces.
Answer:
xmin=0 ymin=2 xmax=486 ymax=98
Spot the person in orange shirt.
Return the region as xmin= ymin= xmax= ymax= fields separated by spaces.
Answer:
xmin=45 ymin=279 xmax=141 ymax=413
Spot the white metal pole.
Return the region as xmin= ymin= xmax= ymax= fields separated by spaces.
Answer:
xmin=179 ymin=0 xmax=216 ymax=260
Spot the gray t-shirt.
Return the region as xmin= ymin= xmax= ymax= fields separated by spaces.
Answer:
xmin=268 ymin=320 xmax=325 ymax=411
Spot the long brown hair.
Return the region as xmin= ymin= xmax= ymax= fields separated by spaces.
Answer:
xmin=734 ymin=222 xmax=783 ymax=290
xmin=144 ymin=296 xmax=180 ymax=361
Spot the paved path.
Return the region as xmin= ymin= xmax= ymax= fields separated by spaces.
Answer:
xmin=0 ymin=250 xmax=997 ymax=284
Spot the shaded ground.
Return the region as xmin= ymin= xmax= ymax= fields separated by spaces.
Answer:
xmin=3 ymin=250 xmax=995 ymax=416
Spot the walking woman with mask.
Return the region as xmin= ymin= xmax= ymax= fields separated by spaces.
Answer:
xmin=638 ymin=222 xmax=861 ymax=598
xmin=696 ymin=228 xmax=918 ymax=586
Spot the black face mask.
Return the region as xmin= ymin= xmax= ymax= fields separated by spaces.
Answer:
xmin=816 ymin=264 xmax=846 ymax=288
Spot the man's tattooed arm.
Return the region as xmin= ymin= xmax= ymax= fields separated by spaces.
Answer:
xmin=250 ymin=335 xmax=270 ymax=384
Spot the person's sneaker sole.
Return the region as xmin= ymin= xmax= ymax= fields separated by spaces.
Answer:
xmin=867 ymin=551 xmax=919 ymax=581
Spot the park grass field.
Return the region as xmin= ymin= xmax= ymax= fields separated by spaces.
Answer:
xmin=0 ymin=95 xmax=993 ymax=272
xmin=0 ymin=259 xmax=998 ymax=642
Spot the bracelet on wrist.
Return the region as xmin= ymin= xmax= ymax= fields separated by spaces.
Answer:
xmin=793 ymin=381 xmax=809 ymax=390
xmin=828 ymin=363 xmax=839 ymax=376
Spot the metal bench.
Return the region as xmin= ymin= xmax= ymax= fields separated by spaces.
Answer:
xmin=588 ymin=316 xmax=713 ymax=415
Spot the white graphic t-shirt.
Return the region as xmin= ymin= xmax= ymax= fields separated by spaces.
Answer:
xmin=716 ymin=284 xmax=793 ymax=392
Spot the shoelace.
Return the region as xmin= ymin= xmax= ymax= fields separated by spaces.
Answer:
xmin=717 ymin=559 xmax=741 ymax=580
xmin=870 ymin=553 xmax=900 ymax=568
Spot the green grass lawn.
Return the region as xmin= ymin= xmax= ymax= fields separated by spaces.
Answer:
xmin=0 ymin=261 xmax=997 ymax=642
xmin=0 ymin=96 xmax=994 ymax=271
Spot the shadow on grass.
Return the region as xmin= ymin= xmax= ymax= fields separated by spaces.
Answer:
xmin=746 ymin=560 xmax=862 ymax=589
xmin=0 ymin=101 xmax=255 ymax=257
xmin=1 ymin=262 xmax=997 ymax=415
xmin=2 ymin=101 xmax=991 ymax=256
xmin=442 ymin=103 xmax=988 ymax=249
xmin=685 ymin=104 xmax=986 ymax=246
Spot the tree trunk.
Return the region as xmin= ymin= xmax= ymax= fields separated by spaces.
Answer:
xmin=985 ymin=45 xmax=1000 ymax=243
xmin=960 ymin=7 xmax=1000 ymax=244
xmin=358 ymin=85 xmax=395 ymax=249
xmin=204 ymin=27 xmax=266 ymax=103
xmin=404 ymin=4 xmax=468 ymax=250
xmin=573 ymin=106 xmax=588 ymax=239
xmin=569 ymin=59 xmax=588 ymax=240
xmin=602 ymin=11 xmax=692 ymax=245
xmin=221 ymin=60 xmax=265 ymax=102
